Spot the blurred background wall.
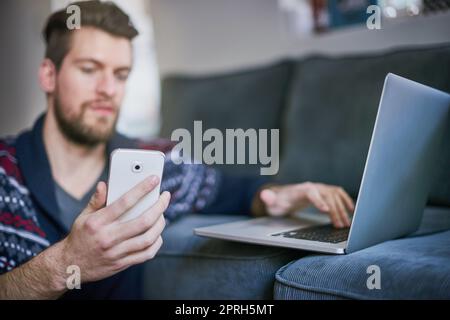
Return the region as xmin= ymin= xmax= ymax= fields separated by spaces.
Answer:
xmin=0 ymin=0 xmax=160 ymax=139
xmin=0 ymin=0 xmax=50 ymax=138
xmin=1 ymin=0 xmax=449 ymax=138
xmin=150 ymin=0 xmax=450 ymax=76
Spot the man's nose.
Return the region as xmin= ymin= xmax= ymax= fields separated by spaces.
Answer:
xmin=96 ymin=73 xmax=117 ymax=98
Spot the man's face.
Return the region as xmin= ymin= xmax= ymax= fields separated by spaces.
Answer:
xmin=52 ymin=27 xmax=132 ymax=146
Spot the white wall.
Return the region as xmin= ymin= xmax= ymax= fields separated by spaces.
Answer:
xmin=149 ymin=0 xmax=450 ymax=76
xmin=0 ymin=0 xmax=50 ymax=137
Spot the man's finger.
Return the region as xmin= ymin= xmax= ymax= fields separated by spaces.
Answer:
xmin=108 ymin=214 xmax=166 ymax=259
xmin=306 ymin=188 xmax=330 ymax=212
xmin=119 ymin=236 xmax=164 ymax=268
xmin=334 ymin=194 xmax=351 ymax=227
xmin=111 ymin=191 xmax=170 ymax=243
xmin=338 ymin=188 xmax=355 ymax=212
xmin=84 ymin=181 xmax=107 ymax=214
xmin=259 ymin=189 xmax=277 ymax=207
xmin=101 ymin=175 xmax=160 ymax=224
xmin=323 ymin=194 xmax=342 ymax=228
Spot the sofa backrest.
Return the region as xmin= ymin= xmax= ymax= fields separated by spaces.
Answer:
xmin=278 ymin=44 xmax=450 ymax=206
xmin=160 ymin=61 xmax=293 ymax=176
xmin=159 ymin=44 xmax=450 ymax=207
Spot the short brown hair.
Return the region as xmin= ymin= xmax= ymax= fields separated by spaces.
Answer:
xmin=43 ymin=0 xmax=138 ymax=69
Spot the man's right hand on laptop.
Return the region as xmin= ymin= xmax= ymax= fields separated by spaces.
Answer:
xmin=254 ymin=182 xmax=354 ymax=228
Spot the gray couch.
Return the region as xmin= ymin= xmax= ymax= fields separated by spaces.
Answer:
xmin=143 ymin=44 xmax=450 ymax=299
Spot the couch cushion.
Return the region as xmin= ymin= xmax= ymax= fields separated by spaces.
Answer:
xmin=159 ymin=61 xmax=293 ymax=176
xmin=278 ymin=44 xmax=450 ymax=206
xmin=274 ymin=207 xmax=450 ymax=299
xmin=142 ymin=214 xmax=304 ymax=299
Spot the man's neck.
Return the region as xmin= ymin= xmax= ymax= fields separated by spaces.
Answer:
xmin=43 ymin=111 xmax=107 ymax=200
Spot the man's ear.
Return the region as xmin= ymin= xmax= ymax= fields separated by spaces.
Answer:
xmin=39 ymin=58 xmax=57 ymax=94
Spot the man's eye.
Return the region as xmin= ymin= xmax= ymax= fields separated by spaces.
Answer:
xmin=116 ymin=73 xmax=129 ymax=81
xmin=80 ymin=67 xmax=95 ymax=74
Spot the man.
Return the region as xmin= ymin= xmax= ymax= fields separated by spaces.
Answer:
xmin=0 ymin=1 xmax=354 ymax=299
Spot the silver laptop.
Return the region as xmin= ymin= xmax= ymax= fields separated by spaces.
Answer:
xmin=194 ymin=73 xmax=450 ymax=254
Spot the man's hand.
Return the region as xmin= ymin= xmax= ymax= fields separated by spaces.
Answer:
xmin=0 ymin=175 xmax=170 ymax=299
xmin=60 ymin=175 xmax=170 ymax=282
xmin=253 ymin=182 xmax=354 ymax=228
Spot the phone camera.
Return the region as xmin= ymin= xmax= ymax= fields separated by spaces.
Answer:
xmin=132 ymin=162 xmax=143 ymax=173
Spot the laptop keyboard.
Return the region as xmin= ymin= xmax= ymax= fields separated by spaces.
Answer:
xmin=272 ymin=224 xmax=350 ymax=243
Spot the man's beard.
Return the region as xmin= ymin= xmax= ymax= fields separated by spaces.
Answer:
xmin=53 ymin=94 xmax=118 ymax=147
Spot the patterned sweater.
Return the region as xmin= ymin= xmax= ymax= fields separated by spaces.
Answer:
xmin=0 ymin=115 xmax=266 ymax=298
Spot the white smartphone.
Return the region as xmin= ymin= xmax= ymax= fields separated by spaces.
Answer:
xmin=106 ymin=148 xmax=165 ymax=222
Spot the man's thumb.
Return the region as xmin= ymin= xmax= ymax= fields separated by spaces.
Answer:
xmin=260 ymin=189 xmax=277 ymax=207
xmin=86 ymin=181 xmax=107 ymax=213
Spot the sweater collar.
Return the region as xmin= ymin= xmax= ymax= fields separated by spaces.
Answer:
xmin=15 ymin=113 xmax=138 ymax=232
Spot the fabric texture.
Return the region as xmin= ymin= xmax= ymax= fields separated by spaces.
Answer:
xmin=143 ymin=214 xmax=304 ymax=299
xmin=274 ymin=207 xmax=450 ymax=300
xmin=54 ymin=166 xmax=108 ymax=230
xmin=159 ymin=61 xmax=293 ymax=176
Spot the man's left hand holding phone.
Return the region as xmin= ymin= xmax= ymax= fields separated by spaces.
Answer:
xmin=0 ymin=149 xmax=169 ymax=299
xmin=64 ymin=148 xmax=169 ymax=280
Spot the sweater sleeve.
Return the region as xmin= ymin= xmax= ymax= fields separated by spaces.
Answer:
xmin=198 ymin=172 xmax=270 ymax=215
xmin=160 ymin=151 xmax=271 ymax=222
